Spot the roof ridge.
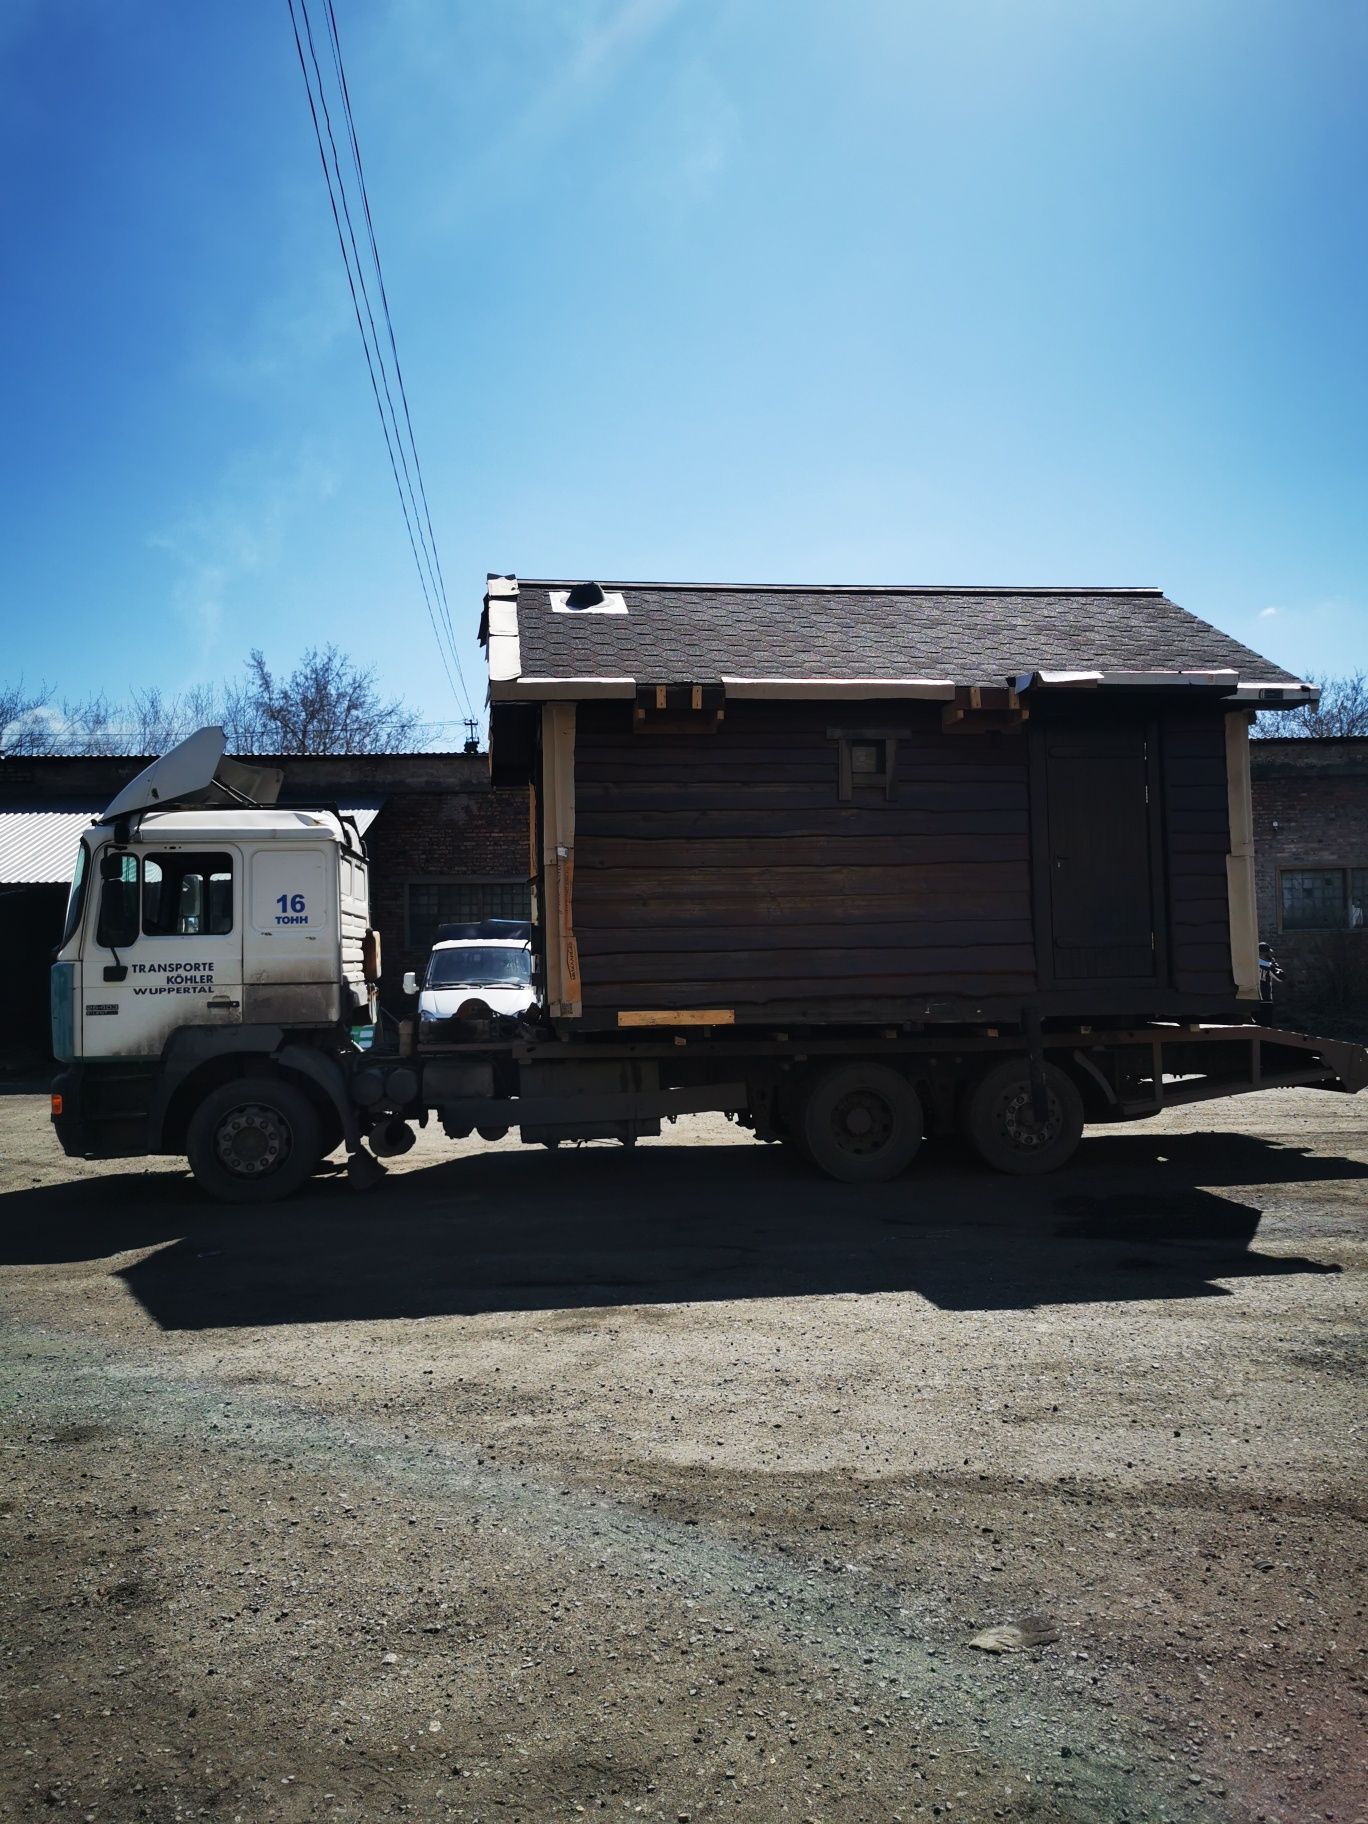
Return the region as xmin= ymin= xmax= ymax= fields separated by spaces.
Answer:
xmin=521 ymin=580 xmax=1165 ymax=596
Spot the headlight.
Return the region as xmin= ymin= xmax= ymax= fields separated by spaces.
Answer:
xmin=419 ymin=1007 xmax=440 ymax=1022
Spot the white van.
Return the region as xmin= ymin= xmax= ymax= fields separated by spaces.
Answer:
xmin=403 ymin=919 xmax=535 ymax=1023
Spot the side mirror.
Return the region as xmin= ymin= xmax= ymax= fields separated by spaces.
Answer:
xmin=402 ymin=970 xmax=419 ymax=996
xmin=96 ymin=873 xmax=140 ymax=950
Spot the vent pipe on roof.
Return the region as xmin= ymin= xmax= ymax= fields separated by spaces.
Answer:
xmin=564 ymin=581 xmax=607 ymax=610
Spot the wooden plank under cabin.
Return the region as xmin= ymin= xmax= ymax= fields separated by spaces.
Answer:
xmin=571 ymin=699 xmax=1038 ymax=1012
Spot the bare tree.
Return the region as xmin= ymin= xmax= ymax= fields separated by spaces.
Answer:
xmin=125 ymin=684 xmax=224 ymax=754
xmin=0 ymin=679 xmax=56 ymax=754
xmin=228 ymin=646 xmax=420 ymax=754
xmin=1255 ymin=671 xmax=1368 ymax=739
xmin=2 ymin=653 xmax=421 ymax=758
xmin=57 ymin=692 xmax=120 ymax=754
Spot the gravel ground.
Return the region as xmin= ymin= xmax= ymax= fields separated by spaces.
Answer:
xmin=1 ymin=1085 xmax=1365 ymax=1824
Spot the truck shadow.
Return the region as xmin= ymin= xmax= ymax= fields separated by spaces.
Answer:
xmin=0 ymin=1128 xmax=1356 ymax=1328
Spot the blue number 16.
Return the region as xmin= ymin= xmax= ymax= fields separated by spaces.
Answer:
xmin=275 ymin=893 xmax=307 ymax=914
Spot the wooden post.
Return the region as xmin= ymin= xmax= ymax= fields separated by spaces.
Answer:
xmin=1224 ymin=711 xmax=1259 ymax=1001
xmin=540 ymin=702 xmax=581 ymax=1019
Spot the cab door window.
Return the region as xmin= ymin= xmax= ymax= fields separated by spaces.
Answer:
xmin=142 ymin=853 xmax=234 ymax=937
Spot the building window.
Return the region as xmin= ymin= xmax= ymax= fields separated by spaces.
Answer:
xmin=405 ymin=880 xmax=531 ymax=951
xmin=1280 ymin=867 xmax=1367 ymax=931
xmin=833 ymin=731 xmax=899 ymax=801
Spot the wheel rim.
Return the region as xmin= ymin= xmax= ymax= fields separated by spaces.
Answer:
xmin=995 ymin=1083 xmax=1063 ymax=1153
xmin=214 ymin=1102 xmax=293 ymax=1178
xmin=827 ymin=1087 xmax=895 ymax=1157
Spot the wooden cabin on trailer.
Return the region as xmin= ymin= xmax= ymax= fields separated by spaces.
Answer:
xmin=480 ymin=578 xmax=1315 ymax=1036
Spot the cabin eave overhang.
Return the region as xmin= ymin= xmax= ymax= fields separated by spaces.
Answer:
xmin=490 ymin=671 xmax=1320 ymax=707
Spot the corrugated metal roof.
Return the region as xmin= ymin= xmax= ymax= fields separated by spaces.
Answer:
xmin=341 ymin=799 xmax=384 ymax=833
xmin=0 ymin=799 xmax=388 ymax=885
xmin=0 ymin=806 xmax=98 ymax=883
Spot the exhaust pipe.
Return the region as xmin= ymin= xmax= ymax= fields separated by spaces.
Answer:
xmin=368 ymin=1117 xmax=415 ymax=1159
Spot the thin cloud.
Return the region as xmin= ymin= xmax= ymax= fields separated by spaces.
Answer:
xmin=1258 ymin=606 xmax=1278 ymax=618
xmin=194 ymin=275 xmax=351 ymax=396
xmin=147 ymin=447 xmax=338 ymax=681
xmin=414 ymin=0 xmax=690 ymax=230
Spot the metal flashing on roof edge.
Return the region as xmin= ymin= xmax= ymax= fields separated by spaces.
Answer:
xmin=1010 ymin=668 xmax=1317 ymax=699
xmin=483 ymin=575 xmax=521 ymax=685
xmin=488 ymin=677 xmax=962 ymax=703
xmin=1015 ymin=668 xmax=1239 ymax=690
xmin=721 ymin=677 xmax=956 ymax=701
xmin=490 ymin=677 xmax=636 ymax=701
xmin=1229 ymin=681 xmax=1319 ymax=704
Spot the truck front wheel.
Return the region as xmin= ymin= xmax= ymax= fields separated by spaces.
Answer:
xmin=799 ymin=1063 xmax=923 ymax=1184
xmin=964 ymin=1059 xmax=1083 ymax=1176
xmin=186 ymin=1075 xmax=323 ymax=1204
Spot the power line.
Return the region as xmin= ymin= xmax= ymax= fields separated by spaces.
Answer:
xmin=285 ymin=0 xmax=472 ymax=718
xmin=296 ymin=0 xmax=444 ymax=625
xmin=322 ymin=0 xmax=464 ymax=678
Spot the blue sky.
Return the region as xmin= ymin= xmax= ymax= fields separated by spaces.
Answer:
xmin=2 ymin=0 xmax=1364 ymax=737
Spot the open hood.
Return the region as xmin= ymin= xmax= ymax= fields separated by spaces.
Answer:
xmin=98 ymin=727 xmax=284 ymax=823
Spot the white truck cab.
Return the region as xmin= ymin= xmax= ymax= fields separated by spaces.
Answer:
xmin=51 ymin=728 xmax=381 ymax=1189
xmin=53 ymin=808 xmax=373 ymax=1060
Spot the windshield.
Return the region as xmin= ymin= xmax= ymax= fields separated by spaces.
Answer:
xmin=60 ymin=840 xmax=91 ymax=950
xmin=426 ymin=944 xmax=531 ymax=989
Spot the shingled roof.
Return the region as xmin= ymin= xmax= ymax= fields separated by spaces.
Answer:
xmin=482 ymin=579 xmax=1310 ymax=704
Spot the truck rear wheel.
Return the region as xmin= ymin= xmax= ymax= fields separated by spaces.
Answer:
xmin=799 ymin=1062 xmax=923 ymax=1184
xmin=186 ymin=1075 xmax=323 ymax=1204
xmin=964 ymin=1059 xmax=1083 ymax=1176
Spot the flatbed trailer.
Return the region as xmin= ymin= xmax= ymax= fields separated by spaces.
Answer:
xmin=355 ymin=1015 xmax=1368 ymax=1173
xmin=51 ymin=1000 xmax=1368 ymax=1203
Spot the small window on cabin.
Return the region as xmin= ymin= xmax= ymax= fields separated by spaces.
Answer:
xmin=835 ymin=733 xmax=897 ymax=801
xmin=851 ymin=740 xmax=884 ymax=778
xmin=143 ymin=853 xmax=234 ymax=938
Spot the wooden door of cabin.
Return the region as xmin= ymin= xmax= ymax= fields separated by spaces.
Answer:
xmin=1039 ymin=727 xmax=1159 ymax=982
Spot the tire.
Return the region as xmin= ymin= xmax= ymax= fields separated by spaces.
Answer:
xmin=964 ymin=1059 xmax=1084 ymax=1176
xmin=775 ymin=1071 xmax=815 ymax=1165
xmin=186 ymin=1075 xmax=323 ymax=1205
xmin=798 ymin=1062 xmax=923 ymax=1184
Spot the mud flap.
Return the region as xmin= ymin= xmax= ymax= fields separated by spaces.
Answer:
xmin=346 ymin=1149 xmax=388 ymax=1192
xmin=1023 ymin=1003 xmax=1048 ymax=1124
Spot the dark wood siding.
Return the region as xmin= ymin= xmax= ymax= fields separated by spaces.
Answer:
xmin=573 ymin=701 xmax=1036 ymax=1011
xmin=1162 ymin=713 xmax=1235 ymax=997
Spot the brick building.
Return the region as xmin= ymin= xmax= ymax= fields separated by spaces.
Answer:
xmin=0 ymin=750 xmax=529 ymax=1055
xmin=1250 ymin=736 xmax=1368 ymax=1008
